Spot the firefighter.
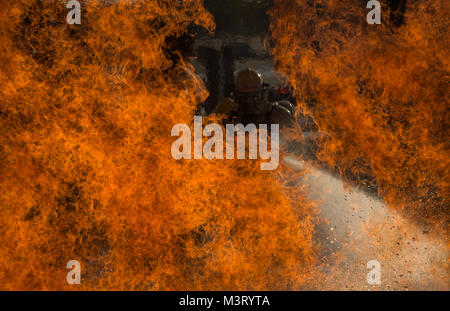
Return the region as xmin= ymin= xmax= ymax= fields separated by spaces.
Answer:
xmin=214 ymin=68 xmax=297 ymax=130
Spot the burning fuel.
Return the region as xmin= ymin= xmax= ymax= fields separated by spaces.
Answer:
xmin=269 ymin=0 xmax=449 ymax=232
xmin=0 ymin=0 xmax=315 ymax=290
xmin=0 ymin=0 xmax=448 ymax=291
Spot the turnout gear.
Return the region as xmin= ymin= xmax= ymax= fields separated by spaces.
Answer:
xmin=214 ymin=68 xmax=297 ymax=129
xmin=234 ymin=68 xmax=263 ymax=93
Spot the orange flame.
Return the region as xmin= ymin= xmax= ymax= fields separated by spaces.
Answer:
xmin=0 ymin=0 xmax=317 ymax=290
xmin=269 ymin=0 xmax=449 ymax=232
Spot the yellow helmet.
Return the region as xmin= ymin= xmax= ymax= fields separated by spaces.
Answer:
xmin=235 ymin=68 xmax=263 ymax=93
xmin=214 ymin=98 xmax=238 ymax=114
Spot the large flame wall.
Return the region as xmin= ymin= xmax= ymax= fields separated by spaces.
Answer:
xmin=269 ymin=0 xmax=449 ymax=231
xmin=0 ymin=0 xmax=316 ymax=290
